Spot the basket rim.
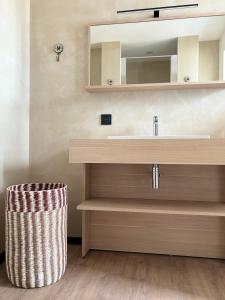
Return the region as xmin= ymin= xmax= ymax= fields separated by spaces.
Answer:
xmin=7 ymin=183 xmax=67 ymax=193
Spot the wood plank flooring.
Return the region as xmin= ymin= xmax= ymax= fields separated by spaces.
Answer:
xmin=0 ymin=245 xmax=225 ymax=300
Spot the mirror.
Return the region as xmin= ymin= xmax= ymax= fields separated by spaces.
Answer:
xmin=89 ymin=15 xmax=225 ymax=87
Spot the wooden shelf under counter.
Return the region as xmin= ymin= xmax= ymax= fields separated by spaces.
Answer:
xmin=77 ymin=198 xmax=225 ymax=217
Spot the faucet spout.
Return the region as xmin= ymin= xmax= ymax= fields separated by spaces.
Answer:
xmin=152 ymin=116 xmax=159 ymax=190
xmin=153 ymin=116 xmax=159 ymax=136
xmin=152 ymin=163 xmax=159 ymax=190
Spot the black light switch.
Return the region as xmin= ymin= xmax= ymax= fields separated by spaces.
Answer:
xmin=101 ymin=114 xmax=112 ymax=125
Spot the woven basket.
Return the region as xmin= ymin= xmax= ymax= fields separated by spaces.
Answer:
xmin=5 ymin=183 xmax=67 ymax=289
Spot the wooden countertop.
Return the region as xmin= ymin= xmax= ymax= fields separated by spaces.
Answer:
xmin=69 ymin=139 xmax=225 ymax=165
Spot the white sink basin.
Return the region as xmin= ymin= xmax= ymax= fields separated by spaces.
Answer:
xmin=108 ymin=135 xmax=211 ymax=140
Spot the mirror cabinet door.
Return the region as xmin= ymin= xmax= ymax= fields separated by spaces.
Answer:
xmin=89 ymin=15 xmax=225 ymax=87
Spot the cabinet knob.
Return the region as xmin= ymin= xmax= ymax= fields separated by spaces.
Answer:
xmin=107 ymin=79 xmax=113 ymax=86
xmin=184 ymin=76 xmax=190 ymax=82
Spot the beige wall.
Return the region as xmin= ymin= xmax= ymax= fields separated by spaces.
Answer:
xmin=126 ymin=60 xmax=171 ymax=84
xmin=30 ymin=0 xmax=225 ymax=238
xmin=199 ymin=41 xmax=219 ymax=81
xmin=0 ymin=0 xmax=30 ymax=252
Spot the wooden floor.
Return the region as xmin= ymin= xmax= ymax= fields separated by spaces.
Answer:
xmin=0 ymin=245 xmax=225 ymax=300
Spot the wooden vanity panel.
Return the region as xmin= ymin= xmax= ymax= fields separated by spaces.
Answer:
xmin=82 ymin=164 xmax=91 ymax=201
xmin=69 ymin=139 xmax=225 ymax=165
xmin=89 ymin=211 xmax=225 ymax=259
xmin=91 ymin=211 xmax=225 ymax=230
xmin=81 ymin=164 xmax=91 ymax=256
xmin=82 ymin=211 xmax=90 ymax=257
xmin=90 ymin=164 xmax=225 ymax=202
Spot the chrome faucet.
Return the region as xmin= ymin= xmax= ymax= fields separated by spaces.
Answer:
xmin=153 ymin=115 xmax=159 ymax=136
xmin=152 ymin=115 xmax=159 ymax=190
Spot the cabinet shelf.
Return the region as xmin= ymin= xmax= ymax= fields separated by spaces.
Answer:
xmin=77 ymin=198 xmax=225 ymax=217
xmin=85 ymin=81 xmax=225 ymax=93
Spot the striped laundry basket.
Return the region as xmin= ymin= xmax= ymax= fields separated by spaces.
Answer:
xmin=5 ymin=183 xmax=67 ymax=289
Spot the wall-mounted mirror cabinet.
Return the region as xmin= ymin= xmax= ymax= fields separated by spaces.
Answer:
xmin=87 ymin=14 xmax=225 ymax=92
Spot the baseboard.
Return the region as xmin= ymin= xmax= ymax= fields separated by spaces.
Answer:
xmin=67 ymin=237 xmax=82 ymax=245
xmin=0 ymin=252 xmax=5 ymax=264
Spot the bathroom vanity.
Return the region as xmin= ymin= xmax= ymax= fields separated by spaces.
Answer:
xmin=69 ymin=138 xmax=225 ymax=259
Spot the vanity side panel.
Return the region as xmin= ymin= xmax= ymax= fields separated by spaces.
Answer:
xmin=82 ymin=211 xmax=90 ymax=257
xmin=82 ymin=164 xmax=91 ymax=256
xmin=82 ymin=164 xmax=90 ymax=201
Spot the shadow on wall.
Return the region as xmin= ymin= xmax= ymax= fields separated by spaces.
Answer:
xmin=30 ymin=150 xmax=82 ymax=237
xmin=0 ymin=167 xmax=29 ymax=253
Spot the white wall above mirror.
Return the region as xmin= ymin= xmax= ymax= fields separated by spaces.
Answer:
xmin=87 ymin=14 xmax=225 ymax=92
